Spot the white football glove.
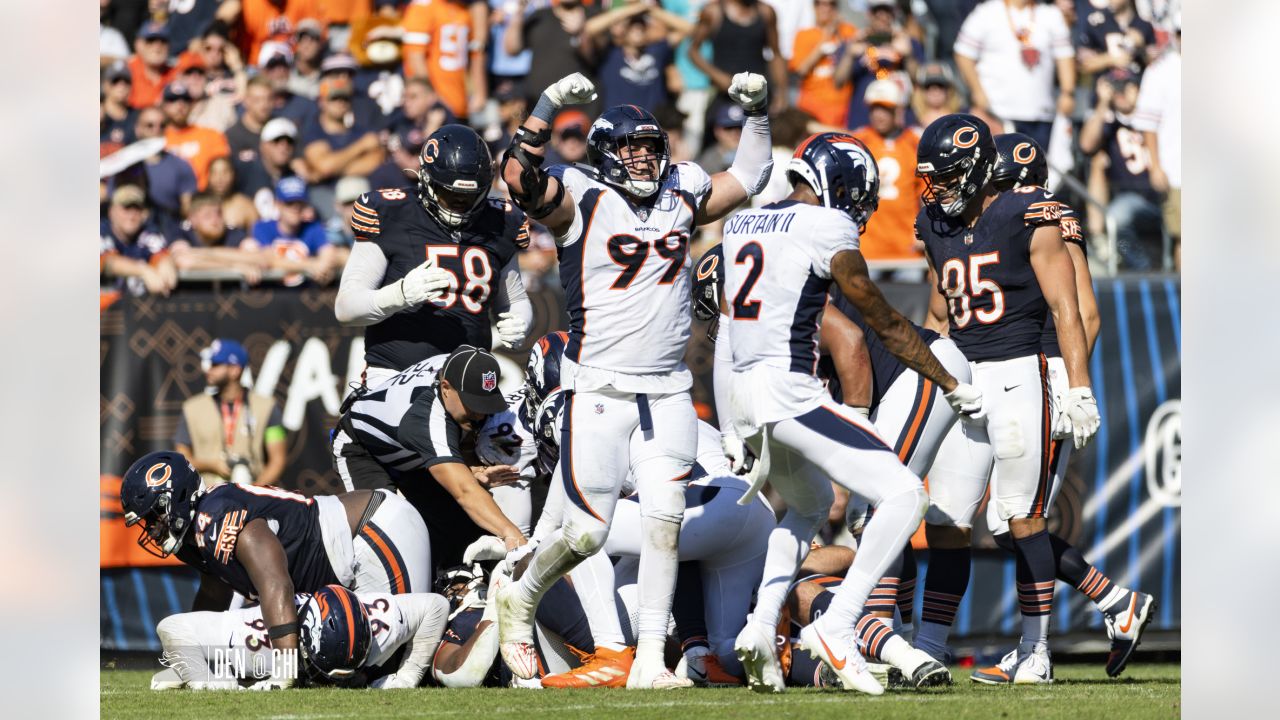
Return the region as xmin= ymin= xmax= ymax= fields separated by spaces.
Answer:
xmin=502 ymin=540 xmax=536 ymax=575
xmin=848 ymin=406 xmax=871 ymax=420
xmin=721 ymin=432 xmax=756 ymax=475
xmin=370 ymin=673 xmax=414 ymax=690
xmin=400 ymin=260 xmax=451 ymax=306
xmin=727 ymin=72 xmax=768 ymax=113
xmin=1063 ymin=387 xmax=1101 ymax=447
xmin=495 ymin=311 xmax=528 ymax=349
xmin=543 ymin=73 xmax=597 ymax=108
xmin=462 ymin=535 xmax=508 ymax=566
xmin=247 ymin=676 xmax=295 ymax=691
xmin=944 ymin=382 xmax=985 ymax=422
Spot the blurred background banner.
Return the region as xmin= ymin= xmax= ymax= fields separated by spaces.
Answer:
xmin=99 ymin=277 xmax=1179 ymax=649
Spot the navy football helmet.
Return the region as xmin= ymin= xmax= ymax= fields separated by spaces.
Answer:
xmin=297 ymin=585 xmax=373 ymax=681
xmin=524 ymin=331 xmax=569 ymax=411
xmin=786 ymin=133 xmax=880 ymax=229
xmin=916 ymin=113 xmax=995 ymax=219
xmin=120 ymin=451 xmax=203 ymax=558
xmin=586 ymin=105 xmax=670 ymax=198
xmin=991 ymin=133 xmax=1048 ymax=191
xmin=418 ymin=124 xmax=494 ymax=228
xmin=691 ymin=244 xmax=724 ymax=323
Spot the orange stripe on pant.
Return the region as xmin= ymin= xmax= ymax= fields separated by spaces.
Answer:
xmin=361 ymin=525 xmax=407 ymax=595
xmin=897 ymin=378 xmax=934 ymax=463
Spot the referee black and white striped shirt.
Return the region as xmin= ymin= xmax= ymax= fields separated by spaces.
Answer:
xmin=344 ymin=355 xmax=464 ymax=471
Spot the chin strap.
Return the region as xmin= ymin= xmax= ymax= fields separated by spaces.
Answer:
xmin=503 ymin=126 xmax=565 ymax=220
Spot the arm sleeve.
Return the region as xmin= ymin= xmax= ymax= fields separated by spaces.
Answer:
xmin=726 ymin=113 xmax=773 ymax=196
xmin=490 ymin=255 xmax=532 ymax=328
xmin=379 ymin=594 xmax=451 ymax=689
xmin=334 ymin=241 xmax=411 ymax=325
xmin=713 ymin=315 xmax=736 ymax=435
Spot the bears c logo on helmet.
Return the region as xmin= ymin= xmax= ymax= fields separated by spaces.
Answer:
xmin=1013 ymin=142 xmax=1037 ymax=164
xmin=423 ymin=138 xmax=439 ymax=164
xmin=952 ymin=127 xmax=979 ymax=149
xmin=695 ymin=251 xmax=719 ymax=282
xmin=145 ymin=462 xmax=172 ymax=488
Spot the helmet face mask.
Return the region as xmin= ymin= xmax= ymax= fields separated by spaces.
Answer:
xmin=916 ymin=113 xmax=995 ymax=220
xmin=920 ymin=162 xmax=974 ymax=217
xmin=587 ymin=107 xmax=671 ymax=199
xmin=120 ymin=452 xmax=202 ymax=559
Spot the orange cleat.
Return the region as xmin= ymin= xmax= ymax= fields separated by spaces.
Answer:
xmin=541 ymin=646 xmax=635 ymax=688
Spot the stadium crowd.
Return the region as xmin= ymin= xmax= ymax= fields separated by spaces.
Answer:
xmin=100 ymin=0 xmax=1181 ymax=298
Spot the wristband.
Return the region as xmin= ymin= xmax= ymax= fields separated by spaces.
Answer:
xmin=268 ymin=622 xmax=299 ymax=639
xmin=531 ymin=93 xmax=558 ymax=123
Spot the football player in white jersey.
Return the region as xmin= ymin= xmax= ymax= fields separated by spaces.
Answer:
xmin=718 ymin=133 xmax=983 ymax=695
xmin=495 ymin=71 xmax=777 ymax=688
xmin=151 ymin=584 xmax=450 ymax=690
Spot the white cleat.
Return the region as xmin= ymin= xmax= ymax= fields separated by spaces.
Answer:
xmin=734 ymin=621 xmax=785 ymax=694
xmin=150 ymin=668 xmax=186 ymax=691
xmin=496 ymin=582 xmax=540 ymax=680
xmin=901 ymin=647 xmax=952 ymax=688
xmin=1013 ymin=646 xmax=1054 ymax=684
xmin=627 ymin=654 xmax=692 ymax=689
xmin=1103 ymin=590 xmax=1156 ymax=678
xmin=798 ymin=622 xmax=883 ymax=695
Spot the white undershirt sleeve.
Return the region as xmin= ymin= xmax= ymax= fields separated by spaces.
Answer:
xmin=334 ymin=241 xmax=409 ymax=326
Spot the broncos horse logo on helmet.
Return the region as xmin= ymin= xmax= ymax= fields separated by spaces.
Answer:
xmin=916 ymin=113 xmax=996 ymax=220
xmin=786 ymin=132 xmax=881 ymax=229
xmin=417 ymin=124 xmax=495 ymax=228
xmin=991 ymin=132 xmax=1048 ymax=191
xmin=120 ymin=450 xmax=203 ymax=558
xmin=586 ymin=105 xmax=671 ymax=199
xmin=297 ymin=585 xmax=374 ymax=682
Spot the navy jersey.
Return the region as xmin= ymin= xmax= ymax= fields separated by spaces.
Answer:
xmin=826 ymin=293 xmax=939 ymax=412
xmin=178 ymin=484 xmax=339 ymax=599
xmin=1078 ymin=9 xmax=1157 ymax=75
xmin=1100 ymin=114 xmax=1160 ymax=203
xmin=918 ymin=187 xmax=1063 ymax=362
xmin=1040 ymin=203 xmax=1086 ymax=359
xmin=352 ymin=188 xmax=529 ymax=370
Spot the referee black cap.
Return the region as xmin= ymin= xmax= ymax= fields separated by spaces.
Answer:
xmin=441 ymin=345 xmax=506 ymax=415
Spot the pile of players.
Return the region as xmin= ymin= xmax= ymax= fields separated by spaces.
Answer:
xmin=123 ymin=70 xmax=1155 ymax=694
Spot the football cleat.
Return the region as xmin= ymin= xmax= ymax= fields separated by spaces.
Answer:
xmin=735 ymin=621 xmax=785 ymax=694
xmin=542 ymin=646 xmax=634 ymax=688
xmin=970 ymin=648 xmax=1020 ymax=685
xmin=1103 ymin=591 xmax=1156 ymax=678
xmin=686 ymin=650 xmax=743 ymax=687
xmin=1012 ymin=646 xmax=1054 ymax=684
xmin=627 ymin=653 xmax=693 ymax=689
xmin=150 ymin=668 xmax=185 ymax=691
xmin=798 ymin=623 xmax=883 ymax=695
xmin=902 ymin=647 xmax=952 ymax=688
xmin=496 ymin=583 xmax=540 ymax=680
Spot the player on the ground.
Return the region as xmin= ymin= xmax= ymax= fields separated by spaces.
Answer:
xmin=120 ymin=452 xmax=431 ymax=688
xmin=966 ymin=133 xmax=1155 ymax=682
xmin=913 ymin=114 xmax=1102 ymax=684
xmin=718 ymin=133 xmax=982 ymax=695
xmin=331 ymin=345 xmax=528 ymax=577
xmin=335 ymin=124 xmax=532 ymax=389
xmin=494 ymin=69 xmax=777 ymax=689
xmin=151 ymin=584 xmax=451 ymax=690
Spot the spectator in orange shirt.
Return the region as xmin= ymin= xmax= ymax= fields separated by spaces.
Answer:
xmin=401 ymin=0 xmax=476 ymax=120
xmin=162 ymin=83 xmax=232 ymax=190
xmin=234 ymin=0 xmax=325 ymax=66
xmin=789 ymin=0 xmax=857 ymax=127
xmin=127 ymin=21 xmax=200 ymax=109
xmin=851 ymin=79 xmax=923 ymax=263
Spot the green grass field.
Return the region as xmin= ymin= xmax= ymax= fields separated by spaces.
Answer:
xmin=101 ymin=664 xmax=1180 ymax=720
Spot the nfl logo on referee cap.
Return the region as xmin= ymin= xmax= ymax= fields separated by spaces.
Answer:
xmin=482 ymin=371 xmax=497 ymax=392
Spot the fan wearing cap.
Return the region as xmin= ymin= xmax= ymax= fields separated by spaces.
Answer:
xmin=333 ymin=346 xmax=529 ymax=571
xmin=832 ymin=0 xmax=924 ymax=131
xmin=851 ymin=79 xmax=926 ymax=263
xmin=100 ymin=184 xmax=179 ymax=297
xmin=245 ymin=177 xmax=338 ymax=286
xmin=235 ymin=116 xmax=303 ymax=221
xmin=101 ymin=63 xmax=137 ymax=145
xmin=912 ymin=62 xmax=963 ymax=129
xmin=334 ymin=124 xmax=532 ymax=390
xmin=547 ymin=110 xmax=590 ymax=166
xmin=695 ymin=101 xmax=746 ymax=175
xmin=173 ymin=338 xmax=286 ymax=488
xmin=162 ymin=81 xmax=231 ymax=190
xmin=287 ymin=19 xmax=327 ymax=100
xmin=232 ymin=0 xmax=326 ymax=66
xmin=326 ymin=175 xmax=372 ymax=254
xmin=126 ymin=20 xmax=204 ymax=109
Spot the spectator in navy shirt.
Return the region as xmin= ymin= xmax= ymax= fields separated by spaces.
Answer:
xmin=586 ymin=3 xmax=692 ymax=112
xmin=546 ymin=110 xmax=590 ymax=166
xmin=1079 ymin=67 xmax=1163 ymax=270
xmin=235 ymin=118 xmax=301 ymax=223
xmin=100 ymin=185 xmax=177 ymax=296
xmin=171 ymin=192 xmax=270 ymax=284
xmin=302 ymin=77 xmax=385 ymax=222
xmin=368 ymin=128 xmax=424 ymax=193
xmin=246 ymin=177 xmax=337 ymax=287
xmin=101 ymin=63 xmax=136 ymax=145
xmin=1077 ymin=0 xmax=1157 ymax=79
xmin=133 ymin=106 xmax=197 ymax=225
xmin=834 ymin=0 xmax=923 ymax=130
xmin=261 ymin=48 xmax=318 ymax=130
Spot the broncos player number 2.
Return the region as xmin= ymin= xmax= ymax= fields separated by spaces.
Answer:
xmin=939 ymin=252 xmax=1004 ymax=328
xmin=426 ymin=246 xmax=494 ymax=313
xmin=732 ymin=242 xmax=764 ymax=320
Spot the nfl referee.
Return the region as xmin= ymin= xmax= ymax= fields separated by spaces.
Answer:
xmin=331 ymin=345 xmax=528 ymax=571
